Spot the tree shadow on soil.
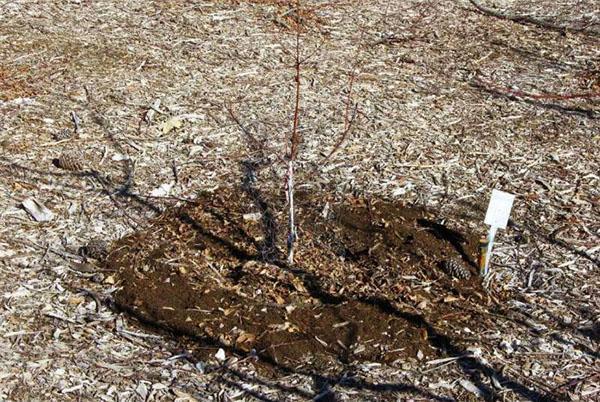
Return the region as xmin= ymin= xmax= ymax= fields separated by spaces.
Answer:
xmin=67 ymin=152 xmax=567 ymax=401
xmin=108 ymin=182 xmax=564 ymax=402
xmin=115 ymin=258 xmax=563 ymax=401
xmin=289 ymin=270 xmax=562 ymax=402
xmin=417 ymin=219 xmax=477 ymax=267
xmin=4 ymin=154 xmax=568 ymax=401
xmin=116 ymin=300 xmax=457 ymax=402
xmin=240 ymin=159 xmax=282 ymax=262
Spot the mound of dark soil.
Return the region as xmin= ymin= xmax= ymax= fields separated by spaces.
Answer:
xmin=109 ymin=188 xmax=497 ymax=373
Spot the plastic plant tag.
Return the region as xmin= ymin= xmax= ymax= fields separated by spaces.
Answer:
xmin=484 ymin=190 xmax=515 ymax=229
xmin=481 ymin=190 xmax=515 ymax=276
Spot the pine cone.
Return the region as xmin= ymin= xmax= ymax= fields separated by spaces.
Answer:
xmin=57 ymin=151 xmax=84 ymax=171
xmin=81 ymin=239 xmax=108 ymax=260
xmin=441 ymin=259 xmax=471 ymax=280
xmin=53 ymin=128 xmax=72 ymax=141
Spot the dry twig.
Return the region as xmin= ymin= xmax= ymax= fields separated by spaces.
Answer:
xmin=469 ymin=0 xmax=600 ymax=35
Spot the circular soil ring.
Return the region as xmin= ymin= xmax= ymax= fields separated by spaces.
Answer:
xmin=109 ymin=188 xmax=491 ymax=373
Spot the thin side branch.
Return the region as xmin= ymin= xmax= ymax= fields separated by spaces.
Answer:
xmin=474 ymin=76 xmax=600 ymax=101
xmin=469 ymin=0 xmax=600 ymax=35
xmin=326 ymin=71 xmax=359 ymax=159
xmin=325 ymin=27 xmax=366 ymax=160
xmin=225 ymin=103 xmax=263 ymax=152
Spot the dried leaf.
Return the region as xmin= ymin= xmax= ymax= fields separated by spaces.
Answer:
xmin=221 ymin=308 xmax=236 ymax=316
xmin=291 ymin=278 xmax=307 ymax=293
xmin=269 ymin=322 xmax=299 ymax=332
xmin=161 ymin=117 xmax=183 ymax=134
xmin=236 ymin=331 xmax=256 ymax=345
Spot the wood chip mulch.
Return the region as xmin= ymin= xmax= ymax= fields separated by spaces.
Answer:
xmin=0 ymin=0 xmax=598 ymax=400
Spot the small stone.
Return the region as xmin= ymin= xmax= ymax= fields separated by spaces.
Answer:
xmin=466 ymin=346 xmax=483 ymax=358
xmin=215 ymin=348 xmax=226 ymax=362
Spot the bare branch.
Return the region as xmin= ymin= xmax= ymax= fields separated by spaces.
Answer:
xmin=326 ymin=72 xmax=359 ymax=159
xmin=469 ymin=0 xmax=600 ymax=36
xmin=473 ymin=76 xmax=600 ymax=101
xmin=325 ymin=27 xmax=366 ymax=160
xmin=225 ymin=103 xmax=262 ymax=149
xmin=288 ymin=4 xmax=302 ymax=162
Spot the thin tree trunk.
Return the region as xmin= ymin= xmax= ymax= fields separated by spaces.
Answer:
xmin=287 ymin=0 xmax=301 ymax=265
xmin=286 ymin=160 xmax=296 ymax=265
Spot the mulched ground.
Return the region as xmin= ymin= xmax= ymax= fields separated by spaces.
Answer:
xmin=1 ymin=0 xmax=598 ymax=400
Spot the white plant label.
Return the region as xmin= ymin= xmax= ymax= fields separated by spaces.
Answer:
xmin=484 ymin=189 xmax=515 ymax=229
xmin=482 ymin=190 xmax=515 ymax=275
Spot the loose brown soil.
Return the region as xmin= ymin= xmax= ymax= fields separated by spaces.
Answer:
xmin=110 ymin=187 xmax=502 ymax=374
